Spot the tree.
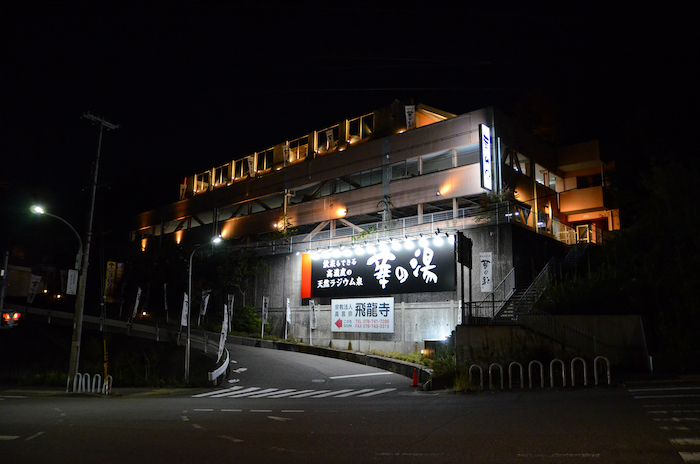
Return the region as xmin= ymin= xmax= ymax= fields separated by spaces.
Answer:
xmin=216 ymin=249 xmax=269 ymax=308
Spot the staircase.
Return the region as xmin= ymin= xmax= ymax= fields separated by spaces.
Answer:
xmin=490 ymin=281 xmax=532 ymax=323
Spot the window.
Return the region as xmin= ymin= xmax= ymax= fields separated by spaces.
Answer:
xmin=288 ymin=136 xmax=308 ymax=163
xmin=194 ymin=171 xmax=210 ymax=193
xmin=213 ymin=163 xmax=230 ymax=186
xmin=577 ymin=174 xmax=602 ymax=189
xmin=422 ymin=151 xmax=453 ymax=174
xmin=535 ymin=163 xmax=547 ymax=185
xmin=316 ymin=125 xmax=339 ymax=154
xmin=234 ymin=158 xmax=249 ymax=179
xmin=503 ymin=147 xmax=530 ymax=176
xmin=347 ymin=113 xmax=374 ymax=143
xmin=256 ymin=148 xmax=274 ymax=172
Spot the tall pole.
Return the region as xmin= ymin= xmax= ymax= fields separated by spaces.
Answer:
xmin=185 ymin=238 xmax=221 ymax=384
xmin=68 ymin=113 xmax=119 ymax=384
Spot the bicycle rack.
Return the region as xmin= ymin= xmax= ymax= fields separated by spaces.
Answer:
xmin=509 ymin=362 xmax=524 ymax=389
xmin=528 ymin=360 xmax=544 ymax=388
xmin=594 ymin=356 xmax=611 ymax=386
xmin=489 ymin=363 xmax=504 ymax=390
xmin=550 ymin=359 xmax=566 ymax=388
xmin=469 ymin=364 xmax=484 ymax=390
xmin=571 ymin=357 xmax=587 ymax=387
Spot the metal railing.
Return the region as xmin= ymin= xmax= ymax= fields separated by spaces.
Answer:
xmin=221 ymin=201 xmax=601 ymax=256
xmin=472 ymin=267 xmax=516 ymax=319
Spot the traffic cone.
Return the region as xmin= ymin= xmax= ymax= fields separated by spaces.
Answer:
xmin=412 ymin=368 xmax=418 ymax=387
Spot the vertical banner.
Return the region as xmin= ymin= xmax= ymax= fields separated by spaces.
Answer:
xmin=217 ymin=305 xmax=229 ymax=363
xmin=325 ymin=129 xmax=334 ymax=150
xmin=479 ymin=252 xmax=493 ymax=293
xmin=114 ymin=263 xmax=125 ymax=303
xmin=227 ymin=294 xmax=234 ymax=331
xmin=262 ymin=296 xmax=269 ymax=324
xmin=132 ymin=287 xmax=142 ymax=319
xmin=163 ymin=283 xmax=169 ymax=322
xmin=309 ymin=300 xmax=316 ymax=329
xmin=286 ymin=297 xmax=291 ymax=324
xmin=405 ymin=105 xmax=415 ymax=130
xmin=283 ymin=143 xmax=290 ymax=163
xmin=104 ymin=261 xmax=117 ymax=303
xmin=180 ymin=292 xmax=189 ymax=327
xmin=480 ymin=124 xmax=493 ymax=191
xmin=198 ymin=289 xmax=211 ymax=325
xmin=66 ymin=269 xmax=79 ymax=295
xmin=247 ymin=156 xmax=256 ymax=177
xmin=27 ymin=274 xmax=42 ymax=304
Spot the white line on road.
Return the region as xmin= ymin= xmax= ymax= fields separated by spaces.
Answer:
xmin=358 ymin=388 xmax=397 ymax=397
xmin=250 ymin=409 xmax=272 ymax=413
xmin=335 ymin=388 xmax=374 ymax=397
xmin=193 ymin=409 xmax=213 ymax=412
xmin=287 ymin=390 xmax=331 ymax=398
xmin=329 ymin=372 xmax=394 ymax=380
xmin=671 ymin=438 xmax=700 ymax=446
xmin=0 ymin=395 xmax=27 ymax=399
xmin=0 ymin=436 xmax=20 ymax=440
xmin=268 ymin=416 xmax=292 ymax=422
xmin=654 ymin=418 xmax=700 ymax=422
xmin=517 ymin=453 xmax=600 ymax=458
xmin=218 ymin=435 xmax=243 ymax=443
xmin=679 ymin=452 xmax=700 ymax=462
xmin=192 ymin=424 xmax=203 ymax=429
xmin=308 ymin=389 xmax=354 ymax=398
xmin=281 ymin=410 xmax=304 ymax=413
xmin=181 ymin=416 xmax=189 ymax=422
xmin=25 ymin=432 xmax=44 ymax=441
xmin=221 ymin=409 xmax=242 ymax=412
xmin=192 ymin=386 xmax=244 ymax=398
xmin=629 ymin=387 xmax=700 ymax=393
xmin=266 ymin=389 xmax=313 ymax=398
xmin=634 ymin=395 xmax=700 ymax=399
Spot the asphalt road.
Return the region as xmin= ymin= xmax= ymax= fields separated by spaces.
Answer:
xmin=2 ymin=344 xmax=700 ymax=463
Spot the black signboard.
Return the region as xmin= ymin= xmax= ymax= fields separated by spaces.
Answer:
xmin=309 ymin=238 xmax=456 ymax=297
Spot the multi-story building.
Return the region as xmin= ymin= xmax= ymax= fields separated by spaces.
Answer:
xmin=131 ymin=100 xmax=619 ymax=354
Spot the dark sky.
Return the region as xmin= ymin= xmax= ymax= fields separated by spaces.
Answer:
xmin=2 ymin=1 xmax=694 ymax=243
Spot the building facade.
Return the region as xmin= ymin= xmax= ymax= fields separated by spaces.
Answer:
xmin=131 ymin=100 xmax=618 ymax=353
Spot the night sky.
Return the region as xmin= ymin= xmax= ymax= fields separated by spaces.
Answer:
xmin=2 ymin=2 xmax=694 ymax=259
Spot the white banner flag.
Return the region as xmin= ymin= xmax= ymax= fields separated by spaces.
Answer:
xmin=217 ymin=305 xmax=229 ymax=362
xmin=201 ymin=289 xmax=211 ymax=317
xmin=27 ymin=274 xmax=42 ymax=304
xmin=405 ymin=105 xmax=415 ymax=130
xmin=310 ymin=300 xmax=316 ymax=330
xmin=66 ymin=269 xmax=78 ymax=295
xmin=132 ymin=287 xmax=142 ymax=319
xmin=480 ymin=252 xmax=493 ymax=293
xmin=227 ymin=294 xmax=234 ymax=331
xmin=180 ymin=292 xmax=189 ymax=327
xmin=262 ymin=296 xmax=269 ymax=324
xmin=286 ymin=297 xmax=291 ymax=324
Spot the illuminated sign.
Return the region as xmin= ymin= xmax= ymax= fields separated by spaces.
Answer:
xmin=303 ymin=236 xmax=456 ymax=298
xmin=480 ymin=124 xmax=493 ymax=191
xmin=331 ymin=297 xmax=394 ymax=333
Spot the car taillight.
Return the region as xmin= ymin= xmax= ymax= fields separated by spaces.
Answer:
xmin=2 ymin=313 xmax=9 ymax=321
xmin=12 ymin=312 xmax=20 ymax=321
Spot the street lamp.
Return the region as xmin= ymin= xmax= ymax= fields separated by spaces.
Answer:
xmin=31 ymin=205 xmax=87 ymax=382
xmin=31 ymin=206 xmax=83 ymax=270
xmin=185 ymin=236 xmax=222 ymax=384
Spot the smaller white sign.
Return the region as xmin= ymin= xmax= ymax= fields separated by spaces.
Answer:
xmin=180 ymin=293 xmax=189 ymax=327
xmin=262 ymin=296 xmax=269 ymax=323
xmin=331 ymin=297 xmax=394 ymax=333
xmin=309 ymin=300 xmax=316 ymax=330
xmin=286 ymin=298 xmax=291 ymax=324
xmin=66 ymin=269 xmax=78 ymax=295
xmin=480 ymin=252 xmax=493 ymax=293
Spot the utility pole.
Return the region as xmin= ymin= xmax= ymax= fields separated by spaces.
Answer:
xmin=68 ymin=113 xmax=119 ymax=385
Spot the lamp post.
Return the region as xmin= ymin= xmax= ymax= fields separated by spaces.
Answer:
xmin=31 ymin=205 xmax=86 ymax=380
xmin=185 ymin=236 xmax=222 ymax=384
xmin=31 ymin=206 xmax=83 ymax=270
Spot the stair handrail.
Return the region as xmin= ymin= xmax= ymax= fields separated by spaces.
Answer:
xmin=472 ymin=267 xmax=516 ymax=319
xmin=513 ymin=258 xmax=554 ymax=316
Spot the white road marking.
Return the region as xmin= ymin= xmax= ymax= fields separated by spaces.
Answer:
xmin=629 ymin=387 xmax=700 ymax=393
xmin=671 ymin=438 xmax=700 ymax=446
xmin=516 ymin=453 xmax=600 ymax=458
xmin=221 ymin=409 xmax=242 ymax=412
xmin=281 ymin=410 xmax=304 ymax=413
xmin=261 ymin=389 xmax=296 ymax=398
xmin=245 ymin=388 xmax=282 ymax=398
xmin=0 ymin=395 xmax=27 ymax=399
xmin=218 ymin=435 xmax=243 ymax=443
xmin=0 ymin=436 xmax=20 ymax=440
xmin=309 ymin=389 xmax=354 ymax=398
xmin=679 ymin=452 xmax=700 ymax=462
xmin=193 ymin=409 xmax=213 ymax=412
xmin=635 ymin=395 xmax=700 ymax=399
xmin=181 ymin=416 xmax=189 ymax=421
xmin=192 ymin=386 xmax=244 ymax=398
xmin=654 ymin=418 xmax=700 ymax=422
xmin=335 ymin=388 xmax=374 ymax=397
xmin=268 ymin=416 xmax=292 ymax=421
xmin=25 ymin=432 xmax=44 ymax=441
xmin=213 ymin=387 xmax=260 ymax=398
xmin=231 ymin=367 xmax=247 ymax=373
xmin=358 ymin=387 xmax=397 ymax=397
xmin=250 ymin=410 xmax=272 ymax=413
xmin=266 ymin=389 xmax=313 ymax=398
xmin=192 ymin=424 xmax=203 ymax=429
xmin=329 ymin=372 xmax=394 ymax=380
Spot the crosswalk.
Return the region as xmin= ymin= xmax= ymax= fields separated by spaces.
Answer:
xmin=629 ymin=383 xmax=700 ymax=462
xmin=192 ymin=385 xmax=397 ymax=399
